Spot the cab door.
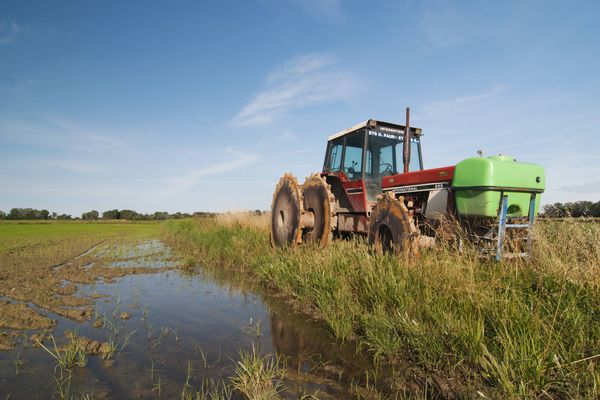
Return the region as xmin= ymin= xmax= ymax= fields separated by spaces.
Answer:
xmin=340 ymin=129 xmax=367 ymax=213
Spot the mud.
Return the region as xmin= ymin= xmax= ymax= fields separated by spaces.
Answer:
xmin=63 ymin=330 xmax=113 ymax=357
xmin=0 ymin=301 xmax=55 ymax=330
xmin=0 ymin=238 xmax=176 ymax=346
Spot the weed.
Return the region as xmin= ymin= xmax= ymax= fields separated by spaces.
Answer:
xmin=181 ymin=377 xmax=233 ymax=400
xmin=230 ymin=344 xmax=284 ymax=400
xmin=102 ymin=337 xmax=116 ymax=360
xmin=151 ymin=325 xmax=171 ymax=348
xmin=242 ymin=318 xmax=263 ymax=337
xmin=53 ymin=370 xmax=73 ymax=400
xmin=151 ymin=376 xmax=162 ymax=397
xmin=39 ymin=334 xmax=87 ymax=371
xmin=197 ymin=345 xmax=208 ymax=368
xmin=12 ymin=353 xmax=28 ymax=375
xmin=119 ymin=329 xmax=137 ymax=353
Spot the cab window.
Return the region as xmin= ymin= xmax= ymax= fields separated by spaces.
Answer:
xmin=342 ymin=130 xmax=364 ymax=181
xmin=327 ymin=138 xmax=343 ymax=172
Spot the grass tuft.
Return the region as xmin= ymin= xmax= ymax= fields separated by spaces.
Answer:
xmin=230 ymin=344 xmax=284 ymax=400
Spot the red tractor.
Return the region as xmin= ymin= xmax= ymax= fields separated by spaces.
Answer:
xmin=270 ymin=109 xmax=545 ymax=259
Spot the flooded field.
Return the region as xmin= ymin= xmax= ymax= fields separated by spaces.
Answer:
xmin=5 ymin=218 xmax=597 ymax=399
xmin=0 ymin=238 xmax=378 ymax=399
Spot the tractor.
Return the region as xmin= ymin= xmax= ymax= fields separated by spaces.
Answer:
xmin=270 ymin=108 xmax=545 ymax=260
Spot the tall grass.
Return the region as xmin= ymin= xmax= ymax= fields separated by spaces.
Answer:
xmin=164 ymin=216 xmax=600 ymax=398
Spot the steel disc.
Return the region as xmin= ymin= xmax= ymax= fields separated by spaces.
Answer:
xmin=301 ymin=174 xmax=333 ymax=247
xmin=368 ymin=192 xmax=418 ymax=257
xmin=270 ymin=174 xmax=303 ymax=248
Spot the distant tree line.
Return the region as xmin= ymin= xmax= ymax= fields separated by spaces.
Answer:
xmin=97 ymin=209 xmax=214 ymax=220
xmin=0 ymin=208 xmax=216 ymax=221
xmin=542 ymin=201 xmax=600 ymax=218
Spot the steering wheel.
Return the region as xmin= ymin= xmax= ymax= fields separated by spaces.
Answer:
xmin=380 ymin=163 xmax=394 ymax=176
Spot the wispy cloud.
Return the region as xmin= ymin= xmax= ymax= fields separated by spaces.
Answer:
xmin=232 ymin=53 xmax=361 ymax=126
xmin=164 ymin=148 xmax=260 ymax=193
xmin=0 ymin=21 xmax=22 ymax=46
xmin=43 ymin=159 xmax=108 ymax=174
xmin=419 ymin=7 xmax=466 ymax=48
xmin=422 ymin=86 xmax=505 ymax=120
xmin=557 ymin=180 xmax=600 ymax=194
xmin=0 ymin=117 xmax=127 ymax=154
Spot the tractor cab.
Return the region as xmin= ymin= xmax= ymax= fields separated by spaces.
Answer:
xmin=322 ymin=119 xmax=423 ymax=207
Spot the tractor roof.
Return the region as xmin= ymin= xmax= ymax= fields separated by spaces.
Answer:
xmin=327 ymin=119 xmax=423 ymax=142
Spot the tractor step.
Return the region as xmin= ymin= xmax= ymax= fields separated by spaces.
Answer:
xmin=495 ymin=192 xmax=537 ymax=261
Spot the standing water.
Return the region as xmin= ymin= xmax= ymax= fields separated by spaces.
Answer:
xmin=0 ymin=240 xmax=377 ymax=399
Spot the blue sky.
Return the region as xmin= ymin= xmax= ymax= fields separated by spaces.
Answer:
xmin=1 ymin=1 xmax=599 ymax=215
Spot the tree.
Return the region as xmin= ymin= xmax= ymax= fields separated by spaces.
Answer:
xmin=82 ymin=210 xmax=99 ymax=220
xmin=152 ymin=211 xmax=169 ymax=220
xmin=5 ymin=208 xmax=51 ymax=220
xmin=542 ymin=201 xmax=600 ymax=218
xmin=571 ymin=201 xmax=593 ymax=217
xmin=8 ymin=208 xmax=28 ymax=219
xmin=102 ymin=209 xmax=120 ymax=220
xmin=119 ymin=209 xmax=139 ymax=220
xmin=0 ymin=211 xmax=6 ymax=220
xmin=542 ymin=203 xmax=564 ymax=217
xmin=592 ymin=201 xmax=600 ymax=218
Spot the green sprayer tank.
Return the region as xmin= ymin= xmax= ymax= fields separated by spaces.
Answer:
xmin=452 ymin=155 xmax=545 ymax=218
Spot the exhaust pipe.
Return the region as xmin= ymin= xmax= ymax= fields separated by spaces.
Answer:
xmin=403 ymin=107 xmax=411 ymax=173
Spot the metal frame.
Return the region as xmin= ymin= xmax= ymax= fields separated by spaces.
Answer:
xmin=417 ymin=138 xmax=424 ymax=170
xmin=495 ymin=192 xmax=537 ymax=261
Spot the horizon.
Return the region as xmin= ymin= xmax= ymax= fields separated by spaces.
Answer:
xmin=1 ymin=1 xmax=599 ymax=215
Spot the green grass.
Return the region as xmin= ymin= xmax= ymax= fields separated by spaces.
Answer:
xmin=230 ymin=344 xmax=284 ymax=400
xmin=0 ymin=220 xmax=161 ymax=252
xmin=164 ymin=217 xmax=600 ymax=398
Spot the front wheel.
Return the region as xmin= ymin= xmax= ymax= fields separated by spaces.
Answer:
xmin=368 ymin=192 xmax=419 ymax=258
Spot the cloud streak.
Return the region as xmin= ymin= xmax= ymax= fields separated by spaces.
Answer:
xmin=422 ymin=86 xmax=505 ymax=120
xmin=164 ymin=148 xmax=260 ymax=194
xmin=557 ymin=180 xmax=600 ymax=194
xmin=232 ymin=53 xmax=361 ymax=126
xmin=0 ymin=117 xmax=128 ymax=154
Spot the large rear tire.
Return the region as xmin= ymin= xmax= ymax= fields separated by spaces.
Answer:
xmin=301 ymin=174 xmax=334 ymax=247
xmin=368 ymin=192 xmax=419 ymax=258
xmin=270 ymin=174 xmax=303 ymax=248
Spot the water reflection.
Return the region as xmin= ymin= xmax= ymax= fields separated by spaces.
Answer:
xmin=0 ymin=240 xmax=378 ymax=399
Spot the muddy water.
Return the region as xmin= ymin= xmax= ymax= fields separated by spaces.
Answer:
xmin=0 ymin=240 xmax=376 ymax=399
